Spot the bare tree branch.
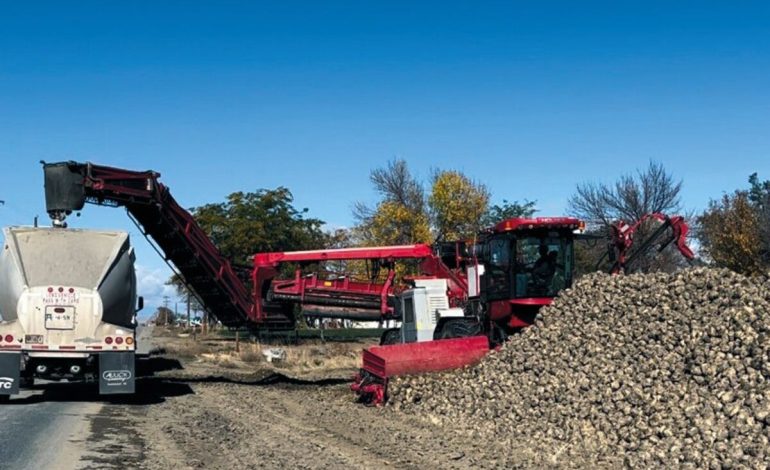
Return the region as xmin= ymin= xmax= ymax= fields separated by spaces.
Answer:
xmin=369 ymin=159 xmax=425 ymax=213
xmin=568 ymin=161 xmax=682 ymax=226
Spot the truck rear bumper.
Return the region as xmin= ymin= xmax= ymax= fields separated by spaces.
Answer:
xmin=0 ymin=351 xmax=136 ymax=397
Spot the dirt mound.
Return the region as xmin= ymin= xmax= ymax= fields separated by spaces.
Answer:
xmin=390 ymin=268 xmax=770 ymax=468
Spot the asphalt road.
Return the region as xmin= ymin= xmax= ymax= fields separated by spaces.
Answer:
xmin=0 ymin=393 xmax=100 ymax=469
xmin=0 ymin=326 xmax=155 ymax=470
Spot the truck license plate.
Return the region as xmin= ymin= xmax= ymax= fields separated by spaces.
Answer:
xmin=45 ymin=306 xmax=75 ymax=330
xmin=25 ymin=335 xmax=44 ymax=344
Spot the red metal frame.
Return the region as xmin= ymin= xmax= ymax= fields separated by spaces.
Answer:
xmin=253 ymin=244 xmax=438 ymax=320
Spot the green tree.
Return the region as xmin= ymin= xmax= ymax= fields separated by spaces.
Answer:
xmin=192 ymin=187 xmax=327 ymax=265
xmin=749 ymin=173 xmax=770 ymax=265
xmin=482 ymin=199 xmax=537 ymax=226
xmin=154 ymin=306 xmax=175 ymax=326
xmin=428 ymin=170 xmax=490 ymax=240
xmin=169 ymin=187 xmax=328 ymax=302
xmin=748 ymin=172 xmax=770 ymax=207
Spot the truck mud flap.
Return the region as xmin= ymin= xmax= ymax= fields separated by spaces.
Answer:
xmin=0 ymin=352 xmax=21 ymax=396
xmin=99 ymin=352 xmax=135 ymax=395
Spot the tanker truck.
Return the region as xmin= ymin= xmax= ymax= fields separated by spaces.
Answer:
xmin=0 ymin=226 xmax=142 ymax=401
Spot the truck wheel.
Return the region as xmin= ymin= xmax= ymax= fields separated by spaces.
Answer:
xmin=379 ymin=328 xmax=401 ymax=345
xmin=433 ymin=319 xmax=481 ymax=340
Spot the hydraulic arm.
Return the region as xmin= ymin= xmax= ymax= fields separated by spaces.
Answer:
xmin=608 ymin=213 xmax=695 ymax=274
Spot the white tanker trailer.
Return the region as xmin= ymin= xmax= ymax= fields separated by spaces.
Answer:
xmin=0 ymin=227 xmax=143 ymax=400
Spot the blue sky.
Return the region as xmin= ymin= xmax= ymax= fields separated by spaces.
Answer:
xmin=1 ymin=2 xmax=769 ymax=315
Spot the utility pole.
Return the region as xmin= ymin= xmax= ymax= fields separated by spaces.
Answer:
xmin=162 ymin=295 xmax=170 ymax=326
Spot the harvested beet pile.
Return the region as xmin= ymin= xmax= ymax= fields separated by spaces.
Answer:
xmin=389 ymin=268 xmax=770 ymax=468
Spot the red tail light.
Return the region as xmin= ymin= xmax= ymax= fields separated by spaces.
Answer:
xmin=115 ymin=337 xmax=124 ymax=345
xmin=4 ymin=335 xmax=13 ymax=343
xmin=105 ymin=337 xmax=113 ymax=345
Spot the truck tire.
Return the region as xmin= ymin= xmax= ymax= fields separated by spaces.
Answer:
xmin=433 ymin=319 xmax=482 ymax=340
xmin=379 ymin=328 xmax=401 ymax=345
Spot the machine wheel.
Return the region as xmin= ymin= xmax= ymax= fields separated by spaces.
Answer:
xmin=489 ymin=323 xmax=509 ymax=346
xmin=379 ymin=328 xmax=401 ymax=345
xmin=433 ymin=319 xmax=482 ymax=340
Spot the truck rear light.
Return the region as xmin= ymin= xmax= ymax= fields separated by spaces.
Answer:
xmin=69 ymin=288 xmax=74 ymax=293
xmin=48 ymin=287 xmax=54 ymax=293
xmin=126 ymin=337 xmax=134 ymax=345
xmin=58 ymin=287 xmax=64 ymax=292
xmin=115 ymin=337 xmax=124 ymax=345
xmin=4 ymin=335 xmax=13 ymax=343
xmin=105 ymin=337 xmax=113 ymax=345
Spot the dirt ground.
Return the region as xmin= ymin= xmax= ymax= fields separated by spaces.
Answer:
xmin=73 ymin=332 xmax=560 ymax=470
xmin=78 ymin=329 xmax=536 ymax=469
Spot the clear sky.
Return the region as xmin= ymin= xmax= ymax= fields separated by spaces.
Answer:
xmin=1 ymin=2 xmax=768 ymax=315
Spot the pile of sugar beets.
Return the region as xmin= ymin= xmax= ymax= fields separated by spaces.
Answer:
xmin=389 ymin=268 xmax=770 ymax=469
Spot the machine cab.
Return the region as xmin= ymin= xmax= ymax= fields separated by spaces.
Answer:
xmin=478 ymin=218 xmax=579 ymax=302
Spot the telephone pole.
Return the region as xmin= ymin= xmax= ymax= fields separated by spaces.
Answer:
xmin=162 ymin=295 xmax=170 ymax=325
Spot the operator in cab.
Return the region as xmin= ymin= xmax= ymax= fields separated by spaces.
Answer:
xmin=532 ymin=246 xmax=559 ymax=289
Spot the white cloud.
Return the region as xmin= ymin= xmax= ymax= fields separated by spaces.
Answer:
xmin=135 ymin=263 xmax=179 ymax=320
xmin=322 ymin=222 xmax=350 ymax=232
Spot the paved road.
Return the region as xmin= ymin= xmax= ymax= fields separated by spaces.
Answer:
xmin=0 ymin=393 xmax=100 ymax=469
xmin=0 ymin=326 xmax=155 ymax=470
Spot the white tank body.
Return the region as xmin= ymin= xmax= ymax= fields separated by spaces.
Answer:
xmin=0 ymin=227 xmax=137 ymax=351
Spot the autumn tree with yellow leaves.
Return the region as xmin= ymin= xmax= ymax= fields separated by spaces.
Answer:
xmin=353 ymin=159 xmax=431 ymax=245
xmin=428 ymin=170 xmax=490 ymax=240
xmin=354 ymin=160 xmax=510 ymax=246
xmin=698 ymin=173 xmax=770 ymax=276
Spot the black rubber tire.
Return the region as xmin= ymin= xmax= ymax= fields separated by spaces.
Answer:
xmin=0 ymin=395 xmax=10 ymax=404
xmin=433 ymin=319 xmax=482 ymax=340
xmin=489 ymin=323 xmax=509 ymax=346
xmin=379 ymin=328 xmax=401 ymax=345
